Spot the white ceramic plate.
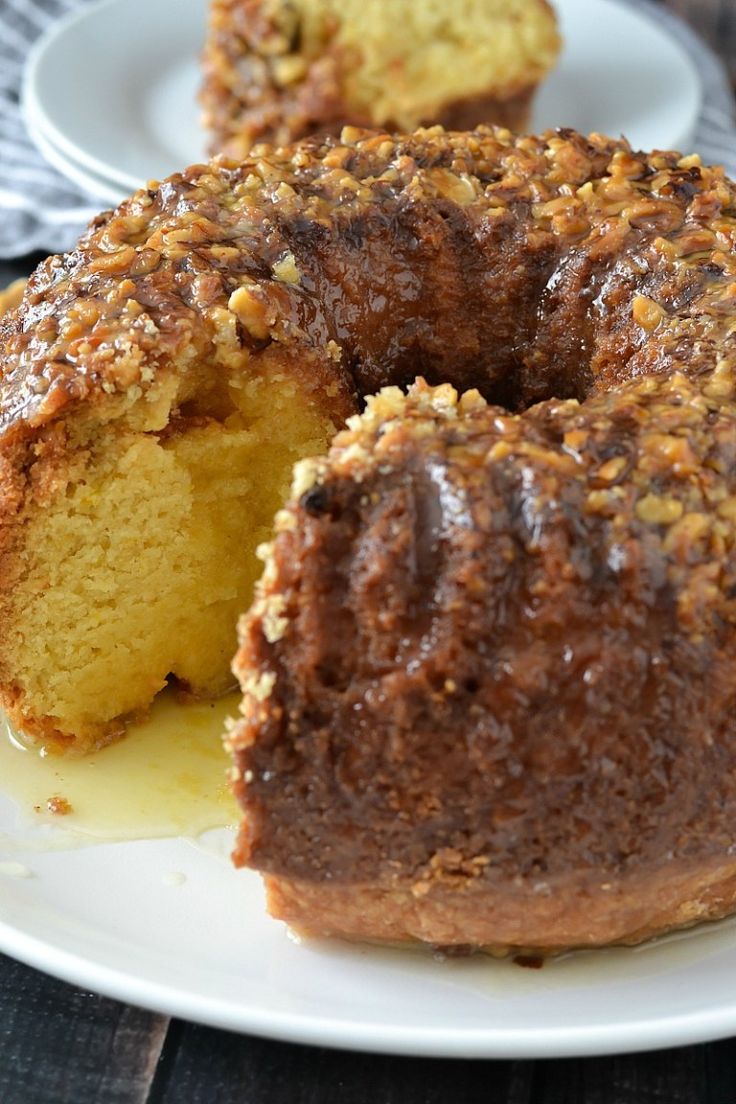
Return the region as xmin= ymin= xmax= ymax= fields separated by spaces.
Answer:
xmin=24 ymin=97 xmax=136 ymax=206
xmin=23 ymin=0 xmax=702 ymax=202
xmin=5 ymin=782 xmax=736 ymax=1058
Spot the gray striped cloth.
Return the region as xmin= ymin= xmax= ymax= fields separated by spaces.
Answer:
xmin=0 ymin=0 xmax=100 ymax=256
xmin=1 ymin=0 xmax=735 ymax=259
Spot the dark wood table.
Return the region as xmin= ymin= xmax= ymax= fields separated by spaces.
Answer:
xmin=3 ymin=2 xmax=736 ymax=1101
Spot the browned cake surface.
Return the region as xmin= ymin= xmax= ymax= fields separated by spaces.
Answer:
xmin=222 ymin=125 xmax=736 ymax=951
xmin=201 ymin=0 xmax=559 ymax=157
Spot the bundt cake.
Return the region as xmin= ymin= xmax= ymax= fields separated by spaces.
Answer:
xmin=201 ymin=0 xmax=561 ymax=157
xmin=0 ymin=120 xmax=734 ymax=804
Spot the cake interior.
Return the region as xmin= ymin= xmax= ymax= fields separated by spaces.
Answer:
xmin=5 ymin=364 xmax=340 ymax=750
xmin=264 ymin=0 xmax=559 ymax=128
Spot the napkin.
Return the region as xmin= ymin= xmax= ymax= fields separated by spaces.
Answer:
xmin=0 ymin=0 xmax=100 ymax=257
xmin=1 ymin=0 xmax=735 ymax=259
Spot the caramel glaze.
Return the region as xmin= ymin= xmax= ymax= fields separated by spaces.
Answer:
xmin=1 ymin=127 xmax=734 ymax=448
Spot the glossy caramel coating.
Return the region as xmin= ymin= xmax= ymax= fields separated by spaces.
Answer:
xmin=2 ymin=126 xmax=734 ymax=448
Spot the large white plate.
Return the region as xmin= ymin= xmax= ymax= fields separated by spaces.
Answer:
xmin=5 ymin=773 xmax=736 ymax=1058
xmin=23 ymin=0 xmax=702 ymax=203
xmin=9 ymin=0 xmax=731 ymax=1060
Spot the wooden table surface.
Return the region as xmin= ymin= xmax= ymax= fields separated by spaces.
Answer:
xmin=2 ymin=1 xmax=736 ymax=1101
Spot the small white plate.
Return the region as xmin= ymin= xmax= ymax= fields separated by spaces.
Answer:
xmin=24 ymin=0 xmax=702 ymax=198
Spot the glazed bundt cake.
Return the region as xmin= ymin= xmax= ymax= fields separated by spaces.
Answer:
xmin=0 ymin=119 xmax=734 ymax=810
xmin=5 ymin=123 xmax=736 ymax=948
xmin=201 ymin=0 xmax=561 ymax=157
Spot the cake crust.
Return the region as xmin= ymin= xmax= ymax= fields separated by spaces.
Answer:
xmin=264 ymin=859 xmax=736 ymax=952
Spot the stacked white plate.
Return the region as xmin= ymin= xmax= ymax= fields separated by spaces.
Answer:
xmin=23 ymin=0 xmax=702 ymax=206
xmin=23 ymin=0 xmax=209 ymax=205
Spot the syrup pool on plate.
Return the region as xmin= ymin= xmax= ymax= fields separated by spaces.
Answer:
xmin=0 ymin=690 xmax=240 ymax=843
